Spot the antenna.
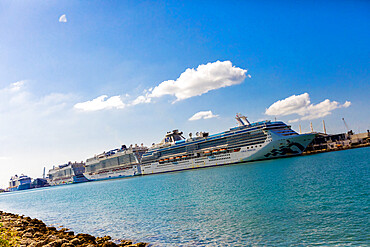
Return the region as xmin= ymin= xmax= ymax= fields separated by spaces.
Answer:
xmin=310 ymin=122 xmax=314 ymax=133
xmin=43 ymin=167 xmax=45 ymax=179
xmin=299 ymin=124 xmax=302 ymax=134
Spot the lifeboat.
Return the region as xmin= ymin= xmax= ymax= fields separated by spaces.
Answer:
xmin=220 ymin=148 xmax=227 ymax=153
xmin=204 ymin=150 xmax=211 ymax=155
xmin=212 ymin=149 xmax=220 ymax=154
xmin=181 ymin=155 xmax=187 ymax=159
xmin=164 ymin=158 xmax=169 ymax=162
xmin=159 ymin=159 xmax=164 ymax=163
xmin=169 ymin=157 xmax=175 ymax=161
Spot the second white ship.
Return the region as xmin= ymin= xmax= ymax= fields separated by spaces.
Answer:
xmin=83 ymin=144 xmax=148 ymax=181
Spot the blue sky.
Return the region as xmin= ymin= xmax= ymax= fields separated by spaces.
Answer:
xmin=0 ymin=1 xmax=369 ymax=188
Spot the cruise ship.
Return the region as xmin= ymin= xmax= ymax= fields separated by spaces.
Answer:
xmin=140 ymin=114 xmax=315 ymax=175
xmin=83 ymin=144 xmax=148 ymax=181
xmin=47 ymin=162 xmax=88 ymax=186
xmin=7 ymin=174 xmax=32 ymax=192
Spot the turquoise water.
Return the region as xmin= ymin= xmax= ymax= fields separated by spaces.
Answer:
xmin=1 ymin=148 xmax=369 ymax=246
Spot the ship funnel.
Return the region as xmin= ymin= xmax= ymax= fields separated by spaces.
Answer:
xmin=240 ymin=115 xmax=250 ymax=126
xmin=235 ymin=114 xmax=250 ymax=126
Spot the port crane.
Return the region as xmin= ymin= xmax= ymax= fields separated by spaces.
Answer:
xmin=342 ymin=118 xmax=353 ymax=135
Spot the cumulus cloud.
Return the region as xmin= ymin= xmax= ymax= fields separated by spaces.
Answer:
xmin=265 ymin=93 xmax=311 ymax=116
xmin=59 ymin=14 xmax=67 ymax=23
xmin=188 ymin=111 xmax=219 ymax=121
xmin=265 ymin=93 xmax=351 ymax=121
xmin=135 ymin=61 xmax=248 ymax=104
xmin=74 ymin=95 xmax=125 ymax=112
xmin=131 ymin=95 xmax=151 ymax=106
xmin=73 ymin=61 xmax=248 ymax=111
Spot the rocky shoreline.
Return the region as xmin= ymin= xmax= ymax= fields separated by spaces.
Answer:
xmin=0 ymin=211 xmax=148 ymax=247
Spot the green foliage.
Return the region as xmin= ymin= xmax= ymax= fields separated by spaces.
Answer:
xmin=0 ymin=222 xmax=19 ymax=247
xmin=0 ymin=238 xmax=11 ymax=247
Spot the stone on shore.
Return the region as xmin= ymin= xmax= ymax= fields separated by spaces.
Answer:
xmin=0 ymin=211 xmax=148 ymax=247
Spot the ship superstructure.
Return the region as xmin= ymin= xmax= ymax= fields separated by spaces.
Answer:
xmin=47 ymin=162 xmax=88 ymax=186
xmin=83 ymin=144 xmax=148 ymax=181
xmin=7 ymin=174 xmax=32 ymax=192
xmin=140 ymin=114 xmax=315 ymax=175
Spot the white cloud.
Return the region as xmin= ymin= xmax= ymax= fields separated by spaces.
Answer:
xmin=265 ymin=93 xmax=310 ymax=116
xmin=131 ymin=95 xmax=151 ymax=106
xmin=74 ymin=95 xmax=125 ymax=112
xmin=9 ymin=80 xmax=26 ymax=92
xmin=135 ymin=61 xmax=248 ymax=104
xmin=72 ymin=61 xmax=248 ymax=111
xmin=265 ymin=93 xmax=351 ymax=121
xmin=188 ymin=111 xmax=219 ymax=121
xmin=342 ymin=101 xmax=351 ymax=108
xmin=288 ymin=118 xmax=300 ymax=123
xmin=0 ymin=80 xmax=27 ymax=94
xmin=59 ymin=14 xmax=67 ymax=23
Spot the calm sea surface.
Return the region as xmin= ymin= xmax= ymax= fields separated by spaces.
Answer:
xmin=1 ymin=148 xmax=369 ymax=246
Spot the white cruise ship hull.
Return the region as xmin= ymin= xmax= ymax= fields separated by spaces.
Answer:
xmin=48 ymin=177 xmax=74 ymax=186
xmin=83 ymin=165 xmax=140 ymax=181
xmin=140 ymin=132 xmax=315 ymax=175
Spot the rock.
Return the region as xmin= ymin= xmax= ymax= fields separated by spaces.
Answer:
xmin=102 ymin=242 xmax=118 ymax=247
xmin=29 ymin=241 xmax=47 ymax=247
xmin=46 ymin=234 xmax=59 ymax=243
xmin=48 ymin=226 xmax=57 ymax=232
xmin=136 ymin=243 xmax=148 ymax=247
xmin=61 ymin=243 xmax=75 ymax=247
xmin=76 ymin=233 xmax=96 ymax=243
xmin=45 ymin=239 xmax=69 ymax=247
xmin=70 ymin=238 xmax=80 ymax=245
xmin=97 ymin=235 xmax=112 ymax=243
xmin=119 ymin=240 xmax=132 ymax=246
xmin=0 ymin=211 xmax=149 ymax=247
xmin=23 ymin=231 xmax=34 ymax=238
xmin=22 ymin=227 xmax=35 ymax=234
xmin=33 ymin=231 xmax=44 ymax=238
xmin=20 ymin=238 xmax=35 ymax=245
